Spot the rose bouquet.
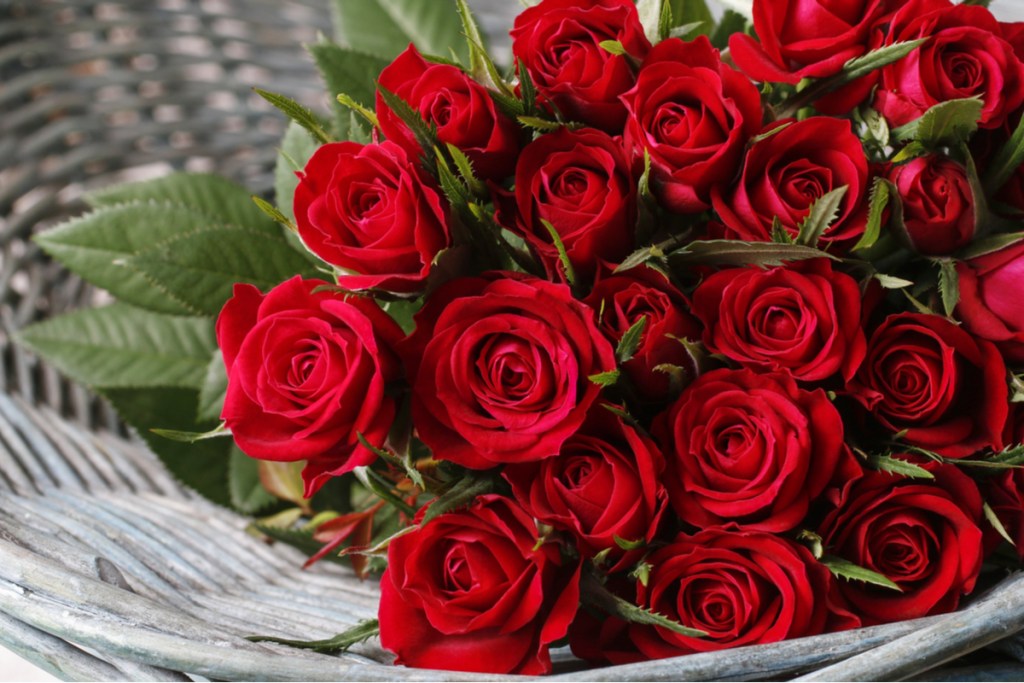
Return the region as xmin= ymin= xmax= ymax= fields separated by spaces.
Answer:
xmin=17 ymin=0 xmax=1024 ymax=676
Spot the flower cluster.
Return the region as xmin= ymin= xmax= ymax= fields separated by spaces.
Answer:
xmin=215 ymin=0 xmax=1024 ymax=674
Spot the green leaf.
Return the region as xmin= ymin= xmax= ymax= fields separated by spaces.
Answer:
xmin=330 ymin=0 xmax=467 ymax=63
xmin=616 ymin=316 xmax=648 ymax=364
xmin=517 ymin=59 xmax=537 ymax=115
xmin=421 ymin=474 xmax=496 ymax=527
xmin=796 ymin=186 xmax=849 ymax=247
xmin=377 ymin=85 xmax=438 ymax=163
xmin=352 ymin=466 xmax=417 ymax=516
xmin=517 ymin=115 xmax=564 ymax=132
xmin=250 ymin=522 xmax=344 ymax=562
xmin=196 ymin=350 xmax=228 ymax=423
xmin=874 ymin=273 xmax=915 ymax=289
xmin=229 ymin=448 xmax=278 ymax=515
xmin=796 ymin=530 xmax=824 ymax=560
xmin=658 ymin=0 xmax=674 ymax=41
xmin=251 ymin=196 xmax=296 ymax=232
xmin=87 ymin=173 xmax=277 ymax=232
xmin=588 ymin=369 xmax=621 ymax=387
xmin=307 ymin=43 xmax=389 ymax=142
xmin=123 ymin=225 xmax=315 ymax=316
xmin=455 ymin=0 xmax=505 ymax=94
xmin=892 ymin=141 xmax=928 ymax=164
xmin=669 ymin=21 xmax=706 ymax=40
xmin=105 ymin=386 xmax=232 ymax=507
xmin=274 ymin=121 xmax=320 ymax=223
xmin=864 ymin=453 xmax=935 ymax=479
xmin=540 ymin=219 xmax=577 ymax=286
xmin=984 ymin=501 xmax=1016 ymax=548
xmin=253 ymin=87 xmax=332 ymax=145
xmin=983 ymin=111 xmax=1024 ymax=194
xmin=937 ymin=259 xmax=960 ymax=318
xmin=613 ymin=536 xmax=646 ymax=551
xmin=599 ymin=40 xmax=628 ymax=57
xmin=771 ymin=217 xmax=794 ymax=244
xmin=581 ymin=571 xmax=707 ymax=638
xmin=249 ymin=619 xmax=380 ymax=653
xmin=17 ymin=304 xmax=215 ymax=389
xmin=710 ymin=9 xmax=749 ymax=50
xmin=841 ymin=39 xmax=928 ymax=83
xmin=667 ymin=240 xmax=838 ymax=269
xmin=957 ymin=232 xmax=1024 ymax=260
xmin=821 ymin=555 xmax=902 ymax=592
xmin=892 ymin=98 xmax=984 ymax=147
xmin=615 ymin=244 xmax=668 ymax=274
xmin=151 ymin=422 xmax=229 ymax=443
xmin=445 ymin=143 xmax=486 ymax=198
xmin=853 ymin=178 xmax=891 ymax=252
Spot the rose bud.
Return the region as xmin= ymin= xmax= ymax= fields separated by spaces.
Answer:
xmin=576 ymin=528 xmax=858 ymax=660
xmin=848 ymin=312 xmax=1009 ymax=458
xmin=956 ymin=239 xmax=1024 ymax=365
xmin=652 ymin=367 xmax=860 ymax=532
xmin=499 ymin=127 xmax=637 ymax=282
xmin=511 ymin=0 xmax=650 ymax=132
xmin=217 ymin=276 xmax=403 ymax=496
xmin=402 ymin=273 xmax=616 ymax=469
xmin=379 ymin=495 xmax=580 ymax=675
xmin=888 ymin=155 xmax=976 ymax=255
xmin=293 ymin=140 xmax=450 ymax=294
xmin=711 ymin=117 xmax=869 ymax=249
xmin=584 ymin=267 xmax=701 ymax=406
xmin=692 ymin=259 xmax=866 ymax=383
xmin=504 ymin=405 xmax=669 ymax=571
xmin=875 ymin=0 xmax=1024 ymax=130
xmin=622 ymin=36 xmax=762 ymax=214
xmin=376 ymin=45 xmax=520 ymax=181
xmin=818 ymin=464 xmax=984 ymax=625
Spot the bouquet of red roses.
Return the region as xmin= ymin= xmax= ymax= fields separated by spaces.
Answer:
xmin=20 ymin=0 xmax=1024 ymax=676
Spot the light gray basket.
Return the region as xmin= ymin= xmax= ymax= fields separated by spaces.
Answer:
xmin=2 ymin=1 xmax=1024 ymax=680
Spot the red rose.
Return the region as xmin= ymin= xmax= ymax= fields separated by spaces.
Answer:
xmin=986 ymin=467 xmax=1024 ymax=559
xmin=692 ymin=259 xmax=867 ymax=383
xmin=622 ymin=36 xmax=762 ymax=213
xmin=499 ymin=127 xmax=637 ymax=281
xmin=511 ymin=0 xmax=650 ymax=132
xmin=293 ymin=141 xmax=450 ymax=293
xmin=217 ymin=276 xmax=403 ymax=496
xmin=584 ymin=267 xmax=701 ymax=405
xmin=729 ymin=0 xmax=890 ymax=84
xmin=379 ymin=494 xmax=580 ymax=675
xmin=652 ymin=367 xmax=857 ymax=532
xmin=711 ymin=117 xmax=869 ymax=248
xmin=875 ymin=0 xmax=1024 ymax=129
xmin=818 ymin=464 xmax=984 ymax=625
xmin=956 ymin=239 xmax=1024 ymax=365
xmin=849 ymin=312 xmax=1008 ymax=457
xmin=503 ymin=405 xmax=668 ymax=571
xmin=403 ymin=273 xmax=616 ymax=469
xmin=888 ymin=155 xmax=976 ymax=255
xmin=591 ymin=528 xmax=857 ymax=658
xmin=376 ymin=45 xmax=520 ymax=181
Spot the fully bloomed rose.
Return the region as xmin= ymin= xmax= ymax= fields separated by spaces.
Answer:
xmin=504 ymin=406 xmax=668 ymax=571
xmin=729 ymin=0 xmax=890 ymax=84
xmin=379 ymin=495 xmax=580 ymax=675
xmin=875 ymin=0 xmax=1024 ymax=129
xmin=376 ymin=45 xmax=520 ymax=181
xmin=511 ymin=0 xmax=650 ymax=132
xmin=293 ymin=141 xmax=450 ymax=293
xmin=500 ymin=127 xmax=636 ymax=281
xmin=652 ymin=367 xmax=857 ymax=532
xmin=888 ymin=155 xmax=976 ymax=255
xmin=819 ymin=464 xmax=984 ymax=625
xmin=622 ymin=36 xmax=762 ymax=213
xmin=711 ymin=117 xmax=869 ymax=248
xmin=848 ymin=312 xmax=1008 ymax=457
xmin=584 ymin=267 xmax=701 ymax=405
xmin=956 ymin=239 xmax=1024 ymax=365
xmin=217 ymin=276 xmax=403 ymax=496
xmin=692 ymin=260 xmax=866 ymax=383
xmin=573 ymin=528 xmax=857 ymax=660
xmin=403 ymin=273 xmax=616 ymax=469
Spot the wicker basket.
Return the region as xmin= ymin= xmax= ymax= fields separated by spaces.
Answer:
xmin=2 ymin=1 xmax=1024 ymax=680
